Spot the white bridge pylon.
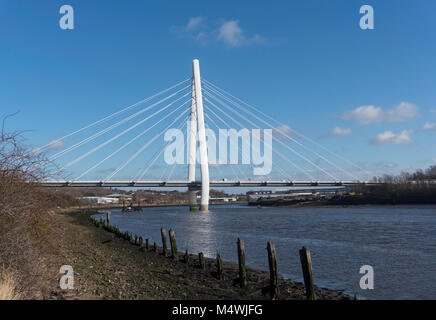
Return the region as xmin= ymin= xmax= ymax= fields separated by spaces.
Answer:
xmin=189 ymin=59 xmax=209 ymax=211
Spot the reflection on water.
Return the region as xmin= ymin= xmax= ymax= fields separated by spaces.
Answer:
xmin=97 ymin=205 xmax=436 ymax=299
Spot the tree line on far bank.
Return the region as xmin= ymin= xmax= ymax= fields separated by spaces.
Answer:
xmin=372 ymin=165 xmax=436 ymax=183
xmin=346 ymin=165 xmax=436 ymax=204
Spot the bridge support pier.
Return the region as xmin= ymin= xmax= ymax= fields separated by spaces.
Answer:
xmin=188 ymin=187 xmax=198 ymax=211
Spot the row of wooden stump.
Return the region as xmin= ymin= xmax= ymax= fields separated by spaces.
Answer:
xmin=92 ymin=214 xmax=317 ymax=300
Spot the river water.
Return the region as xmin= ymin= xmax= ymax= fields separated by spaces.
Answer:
xmin=99 ymin=205 xmax=436 ymax=299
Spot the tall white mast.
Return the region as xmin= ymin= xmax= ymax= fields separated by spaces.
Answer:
xmin=187 ymin=77 xmax=198 ymax=210
xmin=192 ymin=59 xmax=209 ymax=211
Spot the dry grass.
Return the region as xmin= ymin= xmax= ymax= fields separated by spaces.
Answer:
xmin=0 ymin=269 xmax=21 ymax=300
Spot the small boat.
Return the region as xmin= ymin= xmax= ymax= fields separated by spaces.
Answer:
xmin=122 ymin=206 xmax=133 ymax=212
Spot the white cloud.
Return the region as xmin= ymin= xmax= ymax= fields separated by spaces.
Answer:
xmin=342 ymin=102 xmax=418 ymax=125
xmin=385 ymin=102 xmax=419 ymax=122
xmin=217 ymin=20 xmax=265 ymax=47
xmin=342 ymin=105 xmax=384 ymax=125
xmin=423 ymin=122 xmax=436 ymax=131
xmin=172 ymin=18 xmax=265 ymax=47
xmin=218 ymin=20 xmax=245 ymax=47
xmin=249 ymin=34 xmax=266 ymax=45
xmin=371 ymin=130 xmax=414 ymax=146
xmin=185 ymin=17 xmax=204 ymax=31
xmin=327 ymin=126 xmax=352 ymax=136
xmin=195 ymin=32 xmax=208 ymax=46
xmin=432 ymin=158 xmax=436 ymax=163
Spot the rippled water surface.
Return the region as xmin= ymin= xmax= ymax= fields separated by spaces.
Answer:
xmin=97 ymin=205 xmax=436 ymax=299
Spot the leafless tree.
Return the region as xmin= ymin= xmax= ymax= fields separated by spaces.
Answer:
xmin=0 ymin=115 xmax=75 ymax=298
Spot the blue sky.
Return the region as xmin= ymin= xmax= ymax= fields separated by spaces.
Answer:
xmin=1 ymin=0 xmax=436 ymax=181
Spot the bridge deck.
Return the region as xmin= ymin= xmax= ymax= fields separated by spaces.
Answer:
xmin=39 ymin=180 xmax=374 ymax=187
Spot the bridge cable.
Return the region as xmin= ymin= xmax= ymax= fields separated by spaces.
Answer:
xmin=165 ymin=156 xmax=179 ymax=182
xmin=203 ymin=82 xmax=357 ymax=180
xmin=203 ymin=113 xmax=243 ymax=181
xmin=204 ymin=102 xmax=314 ymax=180
xmin=135 ymin=116 xmax=189 ymax=181
xmin=205 ymin=103 xmax=306 ymax=181
xmin=203 ymin=90 xmax=339 ymax=181
xmin=105 ymin=107 xmax=191 ymax=180
xmin=204 ymin=105 xmax=260 ymax=181
xmin=57 ymin=93 xmax=191 ymax=173
xmin=202 ymin=82 xmax=356 ymax=180
xmin=203 ymin=79 xmax=369 ymax=178
xmin=203 ymin=120 xmax=231 ymax=181
xmin=74 ymin=100 xmax=191 ymax=180
xmin=38 ymin=78 xmax=191 ymax=153
xmin=204 ymin=103 xmax=298 ymax=181
xmin=204 ymin=110 xmax=290 ymax=181
xmin=133 ymin=116 xmax=188 ymax=181
xmin=205 ymin=97 xmax=326 ymax=180
xmin=50 ymin=84 xmax=191 ymax=160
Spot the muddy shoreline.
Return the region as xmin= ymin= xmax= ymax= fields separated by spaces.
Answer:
xmin=52 ymin=209 xmax=350 ymax=300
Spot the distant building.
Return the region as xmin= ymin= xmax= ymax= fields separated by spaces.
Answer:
xmin=106 ymin=193 xmax=133 ymax=201
xmin=246 ymin=190 xmax=272 ymax=201
xmin=246 ymin=190 xmax=272 ymax=195
xmin=78 ymin=196 xmax=119 ymax=204
xmin=197 ymin=195 xmax=237 ymax=202
xmin=210 ymin=197 xmax=237 ymax=202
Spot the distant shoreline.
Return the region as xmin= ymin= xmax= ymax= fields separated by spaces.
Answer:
xmin=249 ymin=195 xmax=436 ymax=208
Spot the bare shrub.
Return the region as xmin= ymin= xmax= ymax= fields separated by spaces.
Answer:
xmin=0 ymin=122 xmax=72 ymax=298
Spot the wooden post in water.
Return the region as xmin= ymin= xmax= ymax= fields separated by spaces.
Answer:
xmin=139 ymin=236 xmax=143 ymax=247
xmin=184 ymin=250 xmax=189 ymax=263
xmin=169 ymin=229 xmax=178 ymax=261
xmin=299 ymin=246 xmax=316 ymax=300
xmin=267 ymin=242 xmax=279 ymax=299
xmin=198 ymin=252 xmax=205 ymax=270
xmin=160 ymin=227 xmax=168 ymax=256
xmin=134 ymin=235 xmax=138 ymax=245
xmin=106 ymin=212 xmax=110 ymax=225
xmin=216 ymin=253 xmax=224 ymax=280
xmin=153 ymin=242 xmax=157 ymax=252
xmin=145 ymin=238 xmax=149 ymax=250
xmin=237 ymin=238 xmax=247 ymax=287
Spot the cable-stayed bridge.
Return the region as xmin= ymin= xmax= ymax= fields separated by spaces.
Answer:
xmin=37 ymin=59 xmax=371 ymax=211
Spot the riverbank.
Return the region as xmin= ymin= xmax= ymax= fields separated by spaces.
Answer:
xmin=50 ymin=209 xmax=350 ymax=300
xmin=251 ymin=194 xmax=436 ymax=208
